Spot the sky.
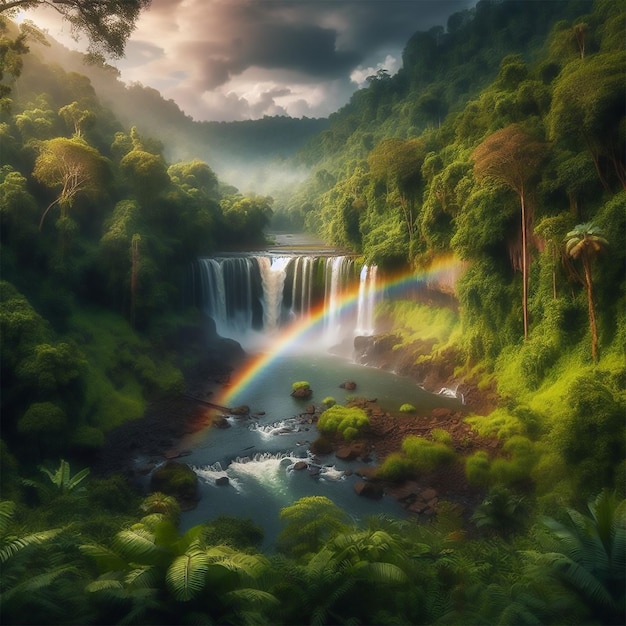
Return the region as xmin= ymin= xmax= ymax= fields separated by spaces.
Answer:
xmin=22 ymin=0 xmax=476 ymax=122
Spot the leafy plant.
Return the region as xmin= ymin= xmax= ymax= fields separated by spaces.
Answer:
xmin=317 ymin=405 xmax=370 ymax=441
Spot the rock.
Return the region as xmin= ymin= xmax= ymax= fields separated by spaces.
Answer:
xmin=230 ymin=405 xmax=250 ymax=416
xmin=291 ymin=387 xmax=313 ymax=399
xmin=215 ymin=476 xmax=229 ymax=486
xmin=421 ymin=488 xmax=438 ymax=501
xmin=292 ymin=461 xmax=308 ymax=471
xmin=150 ymin=461 xmax=198 ymax=508
xmin=432 ymin=407 xmax=453 ymax=419
xmin=339 ymin=380 xmax=357 ymax=390
xmin=336 ymin=441 xmax=369 ymax=461
xmin=304 ymin=404 xmax=316 ymax=414
xmin=354 ymin=480 xmax=384 ymax=500
xmin=213 ymin=417 xmax=231 ymax=429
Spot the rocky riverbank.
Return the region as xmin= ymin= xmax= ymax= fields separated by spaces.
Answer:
xmin=94 ymin=325 xmax=502 ymax=523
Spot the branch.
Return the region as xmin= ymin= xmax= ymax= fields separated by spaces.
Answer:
xmin=39 ymin=196 xmax=60 ymax=231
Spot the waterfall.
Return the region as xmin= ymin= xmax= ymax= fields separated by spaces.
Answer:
xmin=257 ymin=256 xmax=290 ymax=332
xmin=194 ymin=253 xmax=377 ymax=347
xmin=323 ymin=256 xmax=353 ymax=346
xmin=355 ymin=264 xmax=377 ymax=336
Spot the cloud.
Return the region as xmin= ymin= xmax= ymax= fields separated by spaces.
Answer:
xmin=21 ymin=0 xmax=475 ymax=121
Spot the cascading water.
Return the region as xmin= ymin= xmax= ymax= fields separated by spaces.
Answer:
xmin=355 ymin=264 xmax=377 ymax=336
xmin=182 ymin=246 xmax=464 ymax=549
xmin=194 ymin=253 xmax=378 ymax=349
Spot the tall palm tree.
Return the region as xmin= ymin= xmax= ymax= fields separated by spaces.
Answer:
xmin=564 ymin=222 xmax=608 ymax=362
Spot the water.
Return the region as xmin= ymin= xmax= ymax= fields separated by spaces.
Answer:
xmin=179 ymin=351 xmax=462 ymax=550
xmin=182 ymin=238 xmax=463 ymax=550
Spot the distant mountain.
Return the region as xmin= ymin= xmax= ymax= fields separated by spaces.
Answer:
xmin=17 ymin=28 xmax=328 ymax=193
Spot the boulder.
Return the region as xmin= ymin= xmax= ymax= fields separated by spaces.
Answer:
xmin=354 ymin=480 xmax=384 ymax=500
xmin=150 ymin=461 xmax=198 ymax=509
xmin=213 ymin=416 xmax=231 ymax=429
xmin=291 ymin=387 xmax=312 ymax=399
xmin=215 ymin=476 xmax=230 ymax=486
xmin=339 ymin=380 xmax=357 ymax=391
xmin=292 ymin=461 xmax=308 ymax=471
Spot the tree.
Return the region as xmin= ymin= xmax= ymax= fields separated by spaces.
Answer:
xmin=367 ymin=137 xmax=426 ymax=244
xmin=0 ymin=0 xmax=152 ymax=59
xmin=564 ymin=222 xmax=608 ymax=362
xmin=549 ymin=52 xmax=626 ymax=192
xmin=58 ymin=100 xmax=95 ymax=137
xmin=472 ymin=124 xmax=546 ymax=340
xmin=33 ymin=136 xmax=109 ymax=231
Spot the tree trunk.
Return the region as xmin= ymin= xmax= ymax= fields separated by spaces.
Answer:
xmin=583 ymin=255 xmax=598 ymax=362
xmin=520 ymin=191 xmax=529 ymax=340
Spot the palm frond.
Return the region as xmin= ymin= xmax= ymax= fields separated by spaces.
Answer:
xmin=355 ymin=560 xmax=408 ymax=584
xmin=1 ymin=527 xmax=64 ymax=564
xmin=225 ymin=587 xmax=280 ymax=609
xmin=80 ymin=542 xmax=127 ymax=573
xmin=124 ymin=564 xmax=162 ymax=590
xmin=0 ymin=501 xmax=16 ymax=537
xmin=166 ymin=549 xmax=210 ymax=601
xmin=113 ymin=527 xmax=166 ymax=565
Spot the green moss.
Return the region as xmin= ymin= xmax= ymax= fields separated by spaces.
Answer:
xmin=317 ymin=405 xmax=370 ymax=441
xmin=466 ymin=408 xmax=525 ymax=440
xmin=465 ymin=451 xmax=491 ymax=487
xmin=292 ymin=380 xmax=311 ymax=391
xmin=150 ymin=461 xmax=198 ymax=502
xmin=401 ymin=436 xmax=455 ymax=473
xmin=431 ymin=428 xmax=453 ymax=445
xmin=376 ymin=452 xmax=414 ymax=481
xmin=399 ymin=403 xmax=416 ymax=413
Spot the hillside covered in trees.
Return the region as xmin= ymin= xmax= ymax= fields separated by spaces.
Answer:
xmin=1 ymin=0 xmax=625 ymax=624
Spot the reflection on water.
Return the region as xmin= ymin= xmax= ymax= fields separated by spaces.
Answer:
xmin=180 ymin=351 xmax=462 ymax=550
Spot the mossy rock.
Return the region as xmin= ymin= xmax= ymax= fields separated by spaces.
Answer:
xmin=150 ymin=461 xmax=198 ymax=508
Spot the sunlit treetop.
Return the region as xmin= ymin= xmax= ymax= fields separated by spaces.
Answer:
xmin=0 ymin=0 xmax=152 ymax=59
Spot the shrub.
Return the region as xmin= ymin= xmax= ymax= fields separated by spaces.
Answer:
xmin=322 ymin=396 xmax=336 ymax=407
xmin=317 ymin=405 xmax=370 ymax=441
xmin=399 ymin=403 xmax=416 ymax=413
xmin=490 ymin=436 xmax=537 ymax=486
xmin=203 ymin=516 xmax=264 ymax=550
xmin=402 ymin=436 xmax=455 ymax=473
xmin=431 ymin=428 xmax=453 ymax=445
xmin=465 ymin=451 xmax=491 ymax=487
xmin=376 ymin=453 xmax=414 ymax=481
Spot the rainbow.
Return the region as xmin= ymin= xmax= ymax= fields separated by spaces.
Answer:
xmin=217 ymin=255 xmax=464 ymax=407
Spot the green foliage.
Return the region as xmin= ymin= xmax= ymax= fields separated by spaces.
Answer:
xmin=431 ymin=428 xmax=453 ymax=445
xmin=471 ymin=486 xmax=530 ymax=536
xmin=202 ymin=516 xmax=264 ymax=551
xmin=150 ymin=462 xmax=198 ymax=504
xmin=550 ymin=372 xmax=625 ymax=495
xmin=277 ymin=496 xmax=350 ymax=559
xmin=465 ymin=451 xmax=491 ymax=487
xmin=376 ymin=452 xmax=414 ymax=481
xmin=317 ymin=405 xmax=370 ymax=441
xmin=399 ymin=403 xmax=416 ymax=413
xmin=401 ymin=435 xmax=455 ymax=473
xmin=291 ymin=381 xmax=310 ymax=392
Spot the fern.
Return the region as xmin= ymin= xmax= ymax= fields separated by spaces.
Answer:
xmin=166 ymin=549 xmax=210 ymax=601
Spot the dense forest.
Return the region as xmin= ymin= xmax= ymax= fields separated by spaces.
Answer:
xmin=1 ymin=0 xmax=625 ymax=624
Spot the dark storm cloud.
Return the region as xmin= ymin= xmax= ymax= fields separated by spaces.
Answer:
xmin=142 ymin=0 xmax=474 ymax=88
